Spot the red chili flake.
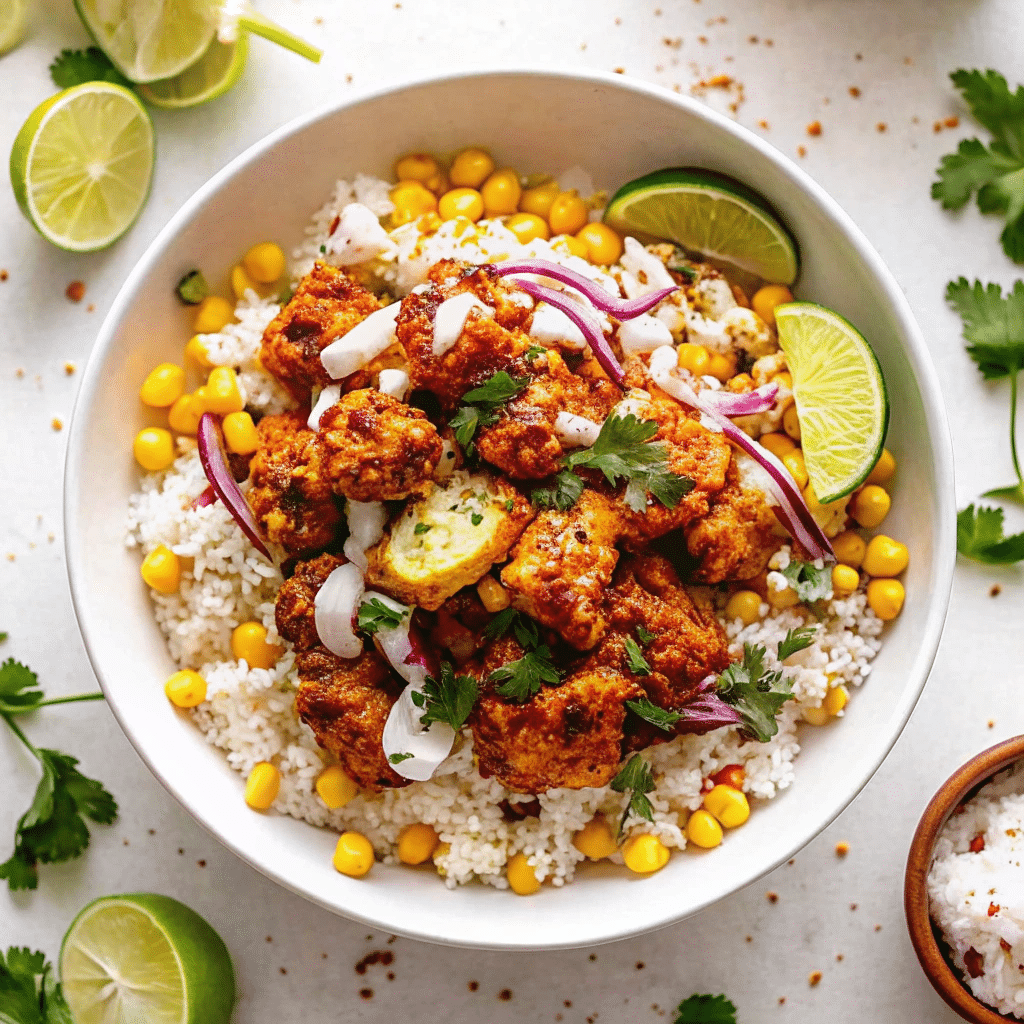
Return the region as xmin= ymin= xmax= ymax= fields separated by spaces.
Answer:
xmin=0 ymin=270 xmax=8 ymax=281
xmin=65 ymin=281 xmax=85 ymax=302
xmin=945 ymin=116 xmax=960 ymax=128
xmin=990 ymin=902 xmax=1001 ymax=917
xmin=355 ymin=951 xmax=394 ymax=975
xmin=778 ymin=997 xmax=786 ymax=1005
xmin=1007 ymin=829 xmax=1018 ymax=837
xmin=564 ymin=1000 xmax=573 ymax=1008
xmin=991 ymin=584 xmax=1002 ymax=597
xmin=1001 ymin=938 xmax=1013 ymax=953
xmin=197 ymin=859 xmax=206 ymax=867
xmin=468 ymin=981 xmax=479 ymax=992
xmin=329 ymin=215 xmax=340 ymax=235
xmin=849 ymin=86 xmax=861 ymax=97
xmin=767 ymin=891 xmax=779 ymax=903
xmin=970 ymin=834 xmax=986 ymax=853
xmin=386 ymin=971 xmax=395 ymax=981
xmin=359 ymin=988 xmax=373 ymax=1000
xmin=498 ymin=989 xmax=513 ymax=1001
xmin=876 ymin=123 xmax=888 ymax=133
xmin=279 ymin=967 xmax=287 ymax=975
xmin=635 ymin=962 xmax=645 ymax=970
xmin=807 ymin=121 xmax=822 ymax=137
xmin=964 ymin=947 xmax=985 ymax=978
xmin=835 ymin=842 xmax=850 ymax=857
xmin=704 ymin=74 xmax=733 ymax=88
xmin=933 ymin=121 xmax=944 ymax=133
xmin=808 ymin=971 xmax=822 ymax=987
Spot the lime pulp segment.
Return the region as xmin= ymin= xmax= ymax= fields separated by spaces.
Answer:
xmin=139 ymin=34 xmax=248 ymax=108
xmin=774 ymin=302 xmax=889 ymax=504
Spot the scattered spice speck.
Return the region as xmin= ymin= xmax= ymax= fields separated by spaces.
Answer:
xmin=468 ymin=981 xmax=479 ymax=992
xmin=704 ymin=74 xmax=732 ymax=88
xmin=65 ymin=281 xmax=85 ymax=302
xmin=850 ymin=903 xmax=858 ymax=911
xmin=279 ymin=967 xmax=287 ymax=975
xmin=758 ymin=119 xmax=769 ymax=129
xmin=359 ymin=988 xmax=373 ymax=1000
xmin=809 ymin=971 xmax=822 ymax=987
xmin=6 ymin=553 xmax=14 ymax=562
xmin=498 ymin=988 xmax=513 ymax=1001
xmin=837 ymin=953 xmax=844 ymax=962
xmin=745 ymin=935 xmax=753 ymax=942
xmin=797 ymin=146 xmax=807 ymax=157
xmin=64 ymin=362 xmax=75 ymax=375
xmin=874 ymin=924 xmax=882 ymax=932
xmin=51 ymin=418 xmax=62 ymax=431
xmin=589 ymin=954 xmax=597 ymax=961
xmin=945 ymin=116 xmax=960 ymax=128
xmin=849 ymin=86 xmax=861 ymax=97
xmin=613 ymin=67 xmax=625 ymax=74
xmin=778 ymin=996 xmax=786 ymax=1005
xmin=835 ymin=841 xmax=850 ymax=857
xmin=86 ymin=303 xmax=95 ymax=313
xmin=767 ymin=891 xmax=779 ymax=903
xmin=197 ymin=859 xmax=206 ymax=867
xmin=991 ymin=584 xmax=1002 ymax=597
xmin=807 ymin=121 xmax=822 ymax=136
xmin=635 ymin=961 xmax=645 ymax=970
xmin=989 ymin=720 xmax=996 ymax=728
xmin=0 ymin=270 xmax=8 ymax=281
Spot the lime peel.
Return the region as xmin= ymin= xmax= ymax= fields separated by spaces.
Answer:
xmin=139 ymin=34 xmax=248 ymax=109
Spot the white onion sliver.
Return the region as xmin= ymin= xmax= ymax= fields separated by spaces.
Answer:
xmin=381 ymin=687 xmax=457 ymax=782
xmin=343 ymin=501 xmax=387 ymax=569
xmin=529 ymin=302 xmax=587 ymax=350
xmin=618 ymin=313 xmax=673 ymax=354
xmin=377 ymin=368 xmax=410 ymax=400
xmin=554 ymin=411 xmax=603 ymax=448
xmin=308 ymin=384 xmax=341 ymax=429
xmin=326 ymin=202 xmax=394 ymax=265
xmin=432 ymin=293 xmax=493 ymax=356
xmin=314 ymin=563 xmax=364 ymax=658
xmin=320 ymin=304 xmax=399 ymax=380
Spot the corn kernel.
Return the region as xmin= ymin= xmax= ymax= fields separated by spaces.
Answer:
xmin=759 ymin=432 xmax=796 ymax=458
xmin=782 ymin=449 xmax=809 ymax=489
xmin=677 ymin=343 xmax=710 ymax=376
xmin=223 ymin=411 xmax=260 ymax=455
xmin=433 ymin=842 xmax=451 ymax=877
xmin=164 ymin=669 xmax=206 ymax=708
xmin=831 ymin=563 xmax=860 ymax=597
xmin=823 ymin=684 xmax=849 ymax=716
xmin=231 ymin=263 xmax=262 ymax=301
xmin=398 ymin=823 xmax=440 ymax=865
xmin=204 ymin=366 xmax=245 ymax=414
xmin=554 ymin=233 xmax=589 ymax=260
xmin=803 ymin=705 xmax=831 ymax=726
xmin=193 ymin=295 xmax=235 ymax=335
xmin=706 ymin=351 xmax=737 ymax=382
xmin=865 ymin=447 xmax=896 ymax=486
xmin=507 ymin=852 xmax=542 ymax=894
xmin=832 ymin=530 xmax=866 ymax=568
xmin=771 ymin=370 xmax=793 ymax=391
xmin=185 ymin=335 xmax=213 ymax=369
xmin=391 ymin=180 xmax=438 ymax=226
xmin=333 ymin=831 xmax=374 ymax=877
xmin=685 ymin=809 xmax=723 ymax=849
xmin=519 ymin=179 xmax=559 ymax=218
xmin=548 ymin=190 xmax=589 ymax=235
xmin=449 ymin=148 xmax=495 ymax=189
xmin=244 ymin=761 xmax=280 ymax=810
xmin=139 ymin=363 xmax=185 ymax=407
xmin=243 ymin=242 xmax=286 ymax=284
xmin=480 ymin=168 xmax=522 ymax=217
xmin=394 ymin=152 xmax=440 ymax=184
xmin=477 ymin=576 xmax=511 ymax=613
xmin=727 ymin=373 xmax=754 ymax=391
xmin=438 ymin=187 xmax=484 ymax=222
xmin=231 ymin=621 xmax=282 ymax=670
xmin=575 ymin=222 xmax=624 ymax=265
xmin=703 ymin=784 xmax=750 ymax=828
xmin=751 ymin=284 xmax=793 ymax=328
xmin=140 ymin=544 xmax=180 ymax=594
xmin=167 ymin=393 xmax=200 ymax=435
xmin=768 ymin=583 xmax=800 ymax=609
xmin=862 ymin=535 xmax=909 ymax=577
xmin=315 ymin=765 xmax=357 ymax=809
xmin=782 ymin=403 xmax=801 ymax=440
xmin=851 ymin=485 xmax=891 ymax=528
xmin=867 ymin=578 xmax=904 ymax=620
xmin=504 ymin=212 xmax=550 ymax=245
xmin=572 ymin=815 xmax=618 ymax=860
xmin=724 ymin=590 xmax=762 ymax=625
xmin=133 ymin=427 xmax=175 ymax=471
xmin=622 ymin=833 xmax=671 ymax=873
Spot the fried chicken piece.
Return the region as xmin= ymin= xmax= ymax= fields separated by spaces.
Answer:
xmin=470 ymin=652 xmax=643 ymax=793
xmin=260 ymin=261 xmax=382 ymax=402
xmin=294 ymin=646 xmax=409 ymax=791
xmin=318 ymin=388 xmax=443 ymax=502
xmin=475 ymin=348 xmax=620 ymax=479
xmin=500 ymin=489 xmax=624 ymax=650
xmin=396 ymin=260 xmax=533 ymax=409
xmin=248 ymin=411 xmax=341 ymax=557
xmin=275 ymin=552 xmax=346 ymax=651
xmin=685 ymin=457 xmax=782 ymax=582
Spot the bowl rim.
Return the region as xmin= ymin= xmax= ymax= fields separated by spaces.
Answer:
xmin=905 ymin=736 xmax=1024 ymax=1023
xmin=64 ymin=66 xmax=957 ymax=948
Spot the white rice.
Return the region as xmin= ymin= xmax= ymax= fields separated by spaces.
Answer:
xmin=126 ymin=174 xmax=885 ymax=888
xmin=929 ymin=762 xmax=1024 ymax=1016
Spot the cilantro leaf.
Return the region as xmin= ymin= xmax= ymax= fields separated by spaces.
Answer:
xmin=715 ymin=642 xmax=794 ymax=743
xmin=50 ymin=47 xmax=132 ymax=89
xmin=623 ymin=637 xmax=652 ymax=676
xmin=449 ymin=404 xmax=483 ymax=451
xmin=414 ymin=523 xmax=431 ymax=535
xmin=449 ymin=372 xmax=530 ymax=451
xmin=674 ymin=993 xmax=738 ymax=1024
xmin=525 ymin=344 xmax=546 ymax=361
xmin=610 ymin=754 xmax=656 ymax=832
xmin=777 ymin=625 xmax=818 ymax=661
xmin=357 ymin=597 xmax=408 ymax=635
xmin=932 ymin=70 xmax=1024 ymax=261
xmin=489 ymin=646 xmax=561 ymax=702
xmin=175 ymin=270 xmax=209 ymax=306
xmin=417 ymin=662 xmax=478 ymax=731
xmin=0 ymin=659 xmax=44 ymax=715
xmin=636 ymin=625 xmax=657 ymax=645
xmin=947 ymin=277 xmax=1024 ymax=379
xmin=388 ymin=752 xmax=414 ymax=764
xmin=957 ymin=503 xmax=1024 ymax=564
xmin=1 ymin=946 xmax=67 ymax=1024
xmin=625 ymin=697 xmax=682 ymax=732
xmin=482 ymin=608 xmax=543 ymax=649
xmin=779 ymin=559 xmax=833 ymax=602
xmin=532 ymin=468 xmax=585 ymax=510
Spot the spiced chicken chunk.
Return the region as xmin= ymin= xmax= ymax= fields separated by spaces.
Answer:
xmin=274 ymin=551 xmax=346 ymax=651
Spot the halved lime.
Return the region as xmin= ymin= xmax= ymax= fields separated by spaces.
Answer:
xmin=10 ymin=82 xmax=154 ymax=252
xmin=60 ymin=893 xmax=235 ymax=1024
xmin=604 ymin=167 xmax=800 ymax=285
xmin=775 ymin=302 xmax=889 ymax=504
xmin=139 ymin=34 xmax=248 ymax=108
xmin=0 ymin=0 xmax=30 ymax=55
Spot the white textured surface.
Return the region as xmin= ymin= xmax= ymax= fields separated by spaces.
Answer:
xmin=0 ymin=0 xmax=1021 ymax=1019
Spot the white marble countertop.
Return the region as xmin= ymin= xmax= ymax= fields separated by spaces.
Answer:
xmin=2 ymin=1 xmax=1023 ymax=1019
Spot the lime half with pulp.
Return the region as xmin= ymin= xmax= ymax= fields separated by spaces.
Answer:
xmin=60 ymin=893 xmax=235 ymax=1024
xmin=10 ymin=81 xmax=154 ymax=252
xmin=774 ymin=301 xmax=889 ymax=504
xmin=604 ymin=167 xmax=800 ymax=285
xmin=0 ymin=0 xmax=30 ymax=55
xmin=139 ymin=33 xmax=248 ymax=108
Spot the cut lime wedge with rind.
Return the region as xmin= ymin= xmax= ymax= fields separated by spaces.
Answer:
xmin=775 ymin=301 xmax=889 ymax=504
xmin=10 ymin=82 xmax=154 ymax=252
xmin=139 ymin=33 xmax=248 ymax=108
xmin=604 ymin=167 xmax=800 ymax=285
xmin=0 ymin=0 xmax=30 ymax=55
xmin=60 ymin=893 xmax=235 ymax=1024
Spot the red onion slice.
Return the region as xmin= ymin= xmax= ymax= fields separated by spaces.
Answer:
xmin=700 ymin=382 xmax=779 ymax=416
xmin=513 ymin=278 xmax=625 ymax=387
xmin=190 ymin=485 xmax=217 ymax=510
xmin=196 ymin=413 xmax=272 ymax=560
xmin=493 ymin=258 xmax=676 ymax=319
xmin=674 ymin=675 xmax=744 ymax=735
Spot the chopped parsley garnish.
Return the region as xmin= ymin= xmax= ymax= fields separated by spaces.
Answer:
xmin=778 ymin=558 xmax=833 ymax=602
xmin=533 ymin=413 xmax=694 ymax=513
xmin=0 ymin=656 xmax=114 ymax=892
xmin=611 ymin=754 xmax=655 ymax=833
xmin=411 ymin=662 xmax=478 ymax=731
xmin=525 ymin=344 xmax=546 ymax=361
xmin=489 ymin=647 xmax=562 ymax=702
xmin=50 ymin=46 xmax=131 ymax=88
xmin=666 ymin=248 xmax=699 ymax=281
xmin=625 ymin=697 xmax=682 ymax=732
xmin=356 ymin=597 xmax=408 ymax=635
xmin=623 ymin=637 xmax=652 ymax=676
xmin=932 ymin=70 xmax=1024 ymax=262
xmin=675 ymin=994 xmax=737 ymax=1024
xmin=174 ymin=269 xmax=208 ymax=306
xmin=449 ymin=371 xmax=531 ymax=452
xmin=414 ymin=522 xmax=431 ymax=535
xmin=0 ymin=946 xmax=73 ymax=1024
xmin=504 ymin=498 xmax=515 ymax=512
xmin=635 ymin=625 xmax=657 ymax=645
xmin=482 ymin=608 xmax=539 ymax=646
xmin=388 ymin=752 xmax=414 ymax=765
xmin=471 ymin=512 xmax=483 ymax=526
xmin=957 ymin=503 xmax=1024 ymax=564
xmin=777 ymin=625 xmax=818 ymax=662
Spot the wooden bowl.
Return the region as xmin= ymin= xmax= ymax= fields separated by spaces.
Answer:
xmin=905 ymin=735 xmax=1024 ymax=1023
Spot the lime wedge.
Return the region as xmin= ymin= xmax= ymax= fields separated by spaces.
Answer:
xmin=139 ymin=34 xmax=247 ymax=108
xmin=774 ymin=302 xmax=889 ymax=504
xmin=604 ymin=167 xmax=800 ymax=285
xmin=0 ymin=0 xmax=30 ymax=55
xmin=60 ymin=893 xmax=235 ymax=1024
xmin=10 ymin=82 xmax=154 ymax=252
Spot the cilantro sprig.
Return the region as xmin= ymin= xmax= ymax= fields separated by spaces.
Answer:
xmin=675 ymin=994 xmax=737 ymax=1024
xmin=957 ymin=504 xmax=1024 ymax=564
xmin=411 ymin=662 xmax=478 ymax=731
xmin=0 ymin=656 xmax=115 ymax=892
xmin=932 ymin=70 xmax=1024 ymax=262
xmin=482 ymin=609 xmax=563 ymax=701
xmin=356 ymin=597 xmax=408 ymax=635
xmin=449 ymin=371 xmax=530 ymax=453
xmin=50 ymin=47 xmax=131 ymax=89
xmin=778 ymin=559 xmax=833 ymax=603
xmin=623 ymin=637 xmax=652 ymax=676
xmin=625 ymin=696 xmax=682 ymax=731
xmin=610 ymin=753 xmax=656 ymax=833
xmin=0 ymin=946 xmax=72 ymax=1024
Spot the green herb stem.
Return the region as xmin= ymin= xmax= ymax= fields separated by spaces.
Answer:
xmin=1011 ymin=367 xmax=1022 ymax=486
xmin=1 ymin=713 xmax=40 ymax=759
xmin=33 ymin=692 xmax=105 ymax=709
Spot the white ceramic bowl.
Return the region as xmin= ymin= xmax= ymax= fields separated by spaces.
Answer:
xmin=65 ymin=69 xmax=955 ymax=950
